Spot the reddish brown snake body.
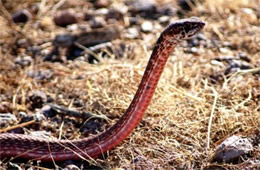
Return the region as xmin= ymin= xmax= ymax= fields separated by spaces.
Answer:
xmin=0 ymin=18 xmax=205 ymax=161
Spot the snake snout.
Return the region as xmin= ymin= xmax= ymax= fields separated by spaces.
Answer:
xmin=165 ymin=18 xmax=205 ymax=41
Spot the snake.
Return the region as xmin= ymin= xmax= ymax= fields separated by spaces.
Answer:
xmin=0 ymin=18 xmax=205 ymax=161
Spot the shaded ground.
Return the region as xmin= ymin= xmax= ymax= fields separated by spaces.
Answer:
xmin=0 ymin=0 xmax=259 ymax=169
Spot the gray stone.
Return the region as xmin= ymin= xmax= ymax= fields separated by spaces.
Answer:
xmin=213 ymin=135 xmax=253 ymax=162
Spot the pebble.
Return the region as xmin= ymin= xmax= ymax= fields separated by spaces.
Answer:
xmin=213 ymin=135 xmax=253 ymax=163
xmin=54 ymin=9 xmax=78 ymax=27
xmin=129 ymin=0 xmax=157 ymax=18
xmin=158 ymin=16 xmax=170 ymax=24
xmin=8 ymin=162 xmax=22 ymax=170
xmin=106 ymin=9 xmax=124 ymax=21
xmin=187 ymin=33 xmax=207 ymax=47
xmin=94 ymin=0 xmax=110 ymax=8
xmin=80 ymin=119 xmax=102 ymax=136
xmin=17 ymin=111 xmax=27 ymax=118
xmin=15 ymin=55 xmax=33 ymax=66
xmin=53 ymin=34 xmax=74 ymax=47
xmin=157 ymin=5 xmax=177 ymax=16
xmin=29 ymin=130 xmax=51 ymax=139
xmin=178 ymin=0 xmax=197 ymax=11
xmin=12 ymin=9 xmax=32 ymax=23
xmin=224 ymin=60 xmax=252 ymax=75
xmin=84 ymin=12 xmax=94 ymax=21
xmin=94 ymin=8 xmax=109 ymax=15
xmin=89 ymin=16 xmax=106 ymax=28
xmin=0 ymin=113 xmax=17 ymax=127
xmin=27 ymin=45 xmax=42 ymax=56
xmin=17 ymin=38 xmax=30 ymax=48
xmin=34 ymin=111 xmax=46 ymax=122
xmin=141 ymin=21 xmax=153 ymax=32
xmin=64 ymin=164 xmax=80 ymax=170
xmin=39 ymin=105 xmax=57 ymax=118
xmin=28 ymin=90 xmax=47 ymax=109
xmin=27 ymin=69 xmax=53 ymax=80
xmin=126 ymin=27 xmax=139 ymax=39
xmin=239 ymin=52 xmax=251 ymax=62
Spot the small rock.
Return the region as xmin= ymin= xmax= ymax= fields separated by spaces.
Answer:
xmin=196 ymin=33 xmax=207 ymax=41
xmin=89 ymin=16 xmax=106 ymax=28
xmin=190 ymin=47 xmax=198 ymax=53
xmin=157 ymin=5 xmax=177 ymax=16
xmin=8 ymin=162 xmax=22 ymax=170
xmin=53 ymin=34 xmax=75 ymax=47
xmin=213 ymin=135 xmax=253 ymax=163
xmin=34 ymin=111 xmax=46 ymax=122
xmin=239 ymin=52 xmax=251 ymax=62
xmin=12 ymin=9 xmax=32 ymax=23
xmin=129 ymin=0 xmax=157 ymax=18
xmin=224 ymin=60 xmax=252 ymax=75
xmin=19 ymin=112 xmax=35 ymax=123
xmin=178 ymin=0 xmax=197 ymax=11
xmin=64 ymin=164 xmax=80 ymax=170
xmin=128 ymin=17 xmax=141 ymax=26
xmin=27 ymin=45 xmax=42 ymax=56
xmin=187 ymin=33 xmax=207 ymax=47
xmin=0 ymin=113 xmax=17 ymax=127
xmin=223 ymin=41 xmax=233 ymax=48
xmin=94 ymin=0 xmax=110 ymax=8
xmin=28 ymin=90 xmax=47 ymax=109
xmin=94 ymin=8 xmax=109 ymax=15
xmin=39 ymin=105 xmax=57 ymax=118
xmin=141 ymin=21 xmax=153 ymax=32
xmin=15 ymin=55 xmax=33 ymax=67
xmin=29 ymin=130 xmax=51 ymax=139
xmin=80 ymin=119 xmax=102 ymax=136
xmin=54 ymin=10 xmax=78 ymax=27
xmin=27 ymin=69 xmax=53 ymax=80
xmin=106 ymin=9 xmax=124 ymax=21
xmin=84 ymin=12 xmax=94 ymax=21
xmin=17 ymin=38 xmax=30 ymax=48
xmin=126 ymin=27 xmax=139 ymax=39
xmin=17 ymin=111 xmax=27 ymax=118
xmin=158 ymin=16 xmax=170 ymax=24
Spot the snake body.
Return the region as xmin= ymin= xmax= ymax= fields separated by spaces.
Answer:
xmin=0 ymin=18 xmax=205 ymax=161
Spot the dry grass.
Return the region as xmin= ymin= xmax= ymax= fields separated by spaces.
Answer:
xmin=0 ymin=0 xmax=259 ymax=169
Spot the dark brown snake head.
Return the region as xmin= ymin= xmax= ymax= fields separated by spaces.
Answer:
xmin=162 ymin=17 xmax=205 ymax=43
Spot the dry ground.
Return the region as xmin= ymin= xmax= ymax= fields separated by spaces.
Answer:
xmin=0 ymin=0 xmax=259 ymax=169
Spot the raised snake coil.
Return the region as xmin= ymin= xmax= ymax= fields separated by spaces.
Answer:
xmin=0 ymin=18 xmax=205 ymax=161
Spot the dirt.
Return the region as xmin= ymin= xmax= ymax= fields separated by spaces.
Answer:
xmin=0 ymin=0 xmax=259 ymax=169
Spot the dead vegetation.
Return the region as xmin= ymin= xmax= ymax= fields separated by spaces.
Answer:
xmin=0 ymin=0 xmax=259 ymax=169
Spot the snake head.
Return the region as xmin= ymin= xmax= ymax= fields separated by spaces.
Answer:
xmin=163 ymin=17 xmax=205 ymax=43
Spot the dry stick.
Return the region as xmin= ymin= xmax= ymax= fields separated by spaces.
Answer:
xmin=0 ymin=120 xmax=36 ymax=133
xmin=74 ymin=42 xmax=104 ymax=63
xmin=51 ymin=0 xmax=67 ymax=15
xmin=235 ymin=89 xmax=252 ymax=110
xmin=223 ymin=67 xmax=260 ymax=89
xmin=48 ymin=103 xmax=107 ymax=120
xmin=207 ymin=86 xmax=218 ymax=149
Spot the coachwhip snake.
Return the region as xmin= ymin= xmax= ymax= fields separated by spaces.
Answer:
xmin=0 ymin=18 xmax=205 ymax=161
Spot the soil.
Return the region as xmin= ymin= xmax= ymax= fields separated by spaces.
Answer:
xmin=0 ymin=0 xmax=259 ymax=169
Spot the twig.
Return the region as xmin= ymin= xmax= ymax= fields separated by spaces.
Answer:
xmin=74 ymin=42 xmax=104 ymax=63
xmin=207 ymin=85 xmax=218 ymax=149
xmin=223 ymin=67 xmax=260 ymax=88
xmin=234 ymin=90 xmax=252 ymax=110
xmin=48 ymin=103 xmax=107 ymax=120
xmin=0 ymin=120 xmax=36 ymax=133
xmin=51 ymin=0 xmax=67 ymax=15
